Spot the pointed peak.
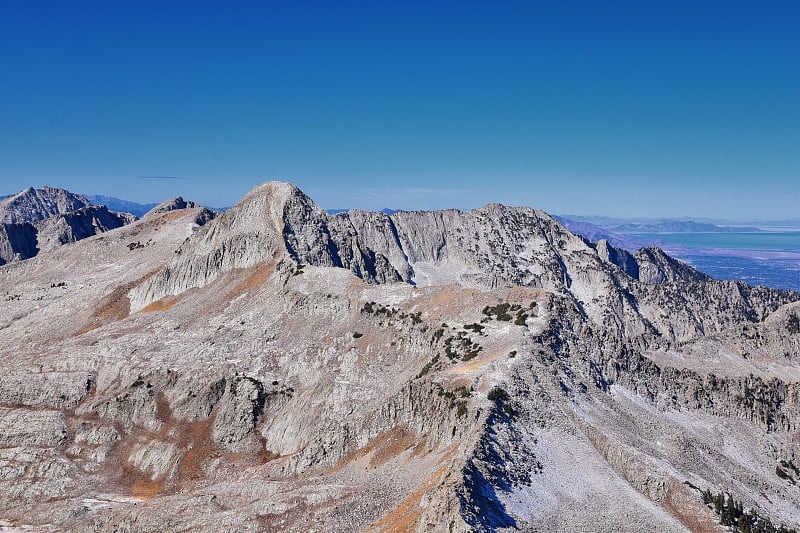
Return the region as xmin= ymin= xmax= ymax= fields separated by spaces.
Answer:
xmin=242 ymin=181 xmax=305 ymax=202
xmin=1 ymin=186 xmax=91 ymax=224
xmin=236 ymin=181 xmax=323 ymax=217
xmin=6 ymin=186 xmax=37 ymax=201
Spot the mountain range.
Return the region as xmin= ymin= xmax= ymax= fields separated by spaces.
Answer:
xmin=83 ymin=195 xmax=159 ymax=218
xmin=563 ymin=215 xmax=800 ymax=231
xmin=599 ymin=220 xmax=763 ymax=234
xmin=1 ymin=182 xmax=799 ymax=531
xmin=0 ymin=187 xmax=217 ymax=266
xmin=0 ymin=187 xmax=137 ymax=266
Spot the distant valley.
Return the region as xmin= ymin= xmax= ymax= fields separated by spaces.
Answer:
xmin=556 ymin=216 xmax=800 ymax=292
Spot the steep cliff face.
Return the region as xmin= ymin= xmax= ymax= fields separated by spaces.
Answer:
xmin=0 ymin=187 xmax=142 ymax=265
xmin=595 ymin=238 xmax=639 ymax=278
xmin=1 ymin=182 xmax=799 ymax=532
xmin=0 ymin=222 xmax=38 ymax=264
xmin=34 ymin=206 xmax=137 ymax=254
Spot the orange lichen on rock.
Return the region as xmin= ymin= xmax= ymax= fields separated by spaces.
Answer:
xmin=142 ymin=295 xmax=180 ymax=312
xmin=453 ymin=352 xmax=504 ymax=374
xmin=661 ymin=480 xmax=723 ymax=533
xmin=329 ymin=426 xmax=420 ymax=473
xmin=226 ymin=261 xmax=276 ymax=300
xmin=175 ymin=419 xmax=218 ymax=485
xmin=368 ymin=458 xmax=452 ymax=533
xmin=131 ymin=479 xmax=163 ymax=499
xmin=77 ymin=283 xmax=134 ymax=334
xmin=425 ymin=287 xmax=479 ymax=309
xmin=368 ymin=427 xmax=418 ymax=469
xmin=504 ymin=286 xmax=547 ymax=302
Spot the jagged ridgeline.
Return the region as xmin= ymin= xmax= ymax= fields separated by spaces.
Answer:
xmin=1 ymin=181 xmax=799 ymax=531
xmin=0 ymin=186 xmax=135 ymax=265
xmin=0 ymin=187 xmax=216 ymax=266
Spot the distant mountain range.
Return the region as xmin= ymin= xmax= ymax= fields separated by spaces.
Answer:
xmin=563 ymin=214 xmax=800 ymax=231
xmin=3 ymin=190 xmax=796 ymax=230
xmin=552 ymin=216 xmax=767 ymax=253
xmin=83 ymin=195 xmax=159 ymax=217
xmin=601 ymin=220 xmax=763 ymax=234
xmin=552 ymin=215 xmax=650 ymax=251
xmin=82 ymin=194 xmax=229 ymax=215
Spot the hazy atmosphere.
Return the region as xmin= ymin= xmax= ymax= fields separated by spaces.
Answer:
xmin=1 ymin=1 xmax=798 ymax=218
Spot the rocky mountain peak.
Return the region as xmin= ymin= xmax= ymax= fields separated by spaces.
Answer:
xmin=144 ymin=196 xmax=199 ymax=217
xmin=594 ymin=238 xmax=640 ymax=279
xmin=634 ymin=246 xmax=710 ymax=285
xmin=209 ymin=181 xmax=314 ymax=233
xmin=241 ymin=180 xmax=304 ymax=202
xmin=0 ymin=186 xmax=144 ymax=266
xmin=0 ymin=186 xmax=91 ymax=224
xmin=127 ymin=184 xmax=298 ymax=310
xmin=126 ymin=182 xmax=796 ymax=345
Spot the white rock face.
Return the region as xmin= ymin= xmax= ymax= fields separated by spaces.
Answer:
xmin=1 ymin=181 xmax=799 ymax=532
xmin=0 ymin=186 xmax=91 ymax=224
xmin=34 ymin=206 xmax=136 ymax=254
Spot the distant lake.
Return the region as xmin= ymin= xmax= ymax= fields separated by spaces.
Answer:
xmin=629 ymin=232 xmax=800 ymax=292
xmin=630 ymin=231 xmax=800 ymax=255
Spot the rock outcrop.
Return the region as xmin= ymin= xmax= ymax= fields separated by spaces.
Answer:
xmin=0 ymin=222 xmax=38 ymax=263
xmin=34 ymin=206 xmax=136 ymax=254
xmin=0 ymin=187 xmax=140 ymax=265
xmin=144 ymin=196 xmax=199 ymax=217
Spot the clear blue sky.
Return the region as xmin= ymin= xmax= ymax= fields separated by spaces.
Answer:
xmin=1 ymin=1 xmax=798 ymax=218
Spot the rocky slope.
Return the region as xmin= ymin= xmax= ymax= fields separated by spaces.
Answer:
xmin=1 ymin=181 xmax=799 ymax=532
xmin=144 ymin=196 xmax=207 ymax=219
xmin=0 ymin=187 xmax=138 ymax=265
xmin=34 ymin=206 xmax=137 ymax=255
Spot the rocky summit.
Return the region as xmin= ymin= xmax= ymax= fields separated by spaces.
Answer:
xmin=1 ymin=181 xmax=800 ymax=532
xmin=0 ymin=187 xmax=138 ymax=266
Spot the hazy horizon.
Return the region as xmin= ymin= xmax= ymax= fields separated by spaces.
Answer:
xmin=5 ymin=182 xmax=800 ymax=226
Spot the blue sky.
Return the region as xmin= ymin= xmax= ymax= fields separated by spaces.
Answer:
xmin=0 ymin=1 xmax=798 ymax=218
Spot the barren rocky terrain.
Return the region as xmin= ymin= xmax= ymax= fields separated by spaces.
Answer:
xmin=0 ymin=187 xmax=138 ymax=265
xmin=1 ymin=181 xmax=799 ymax=532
